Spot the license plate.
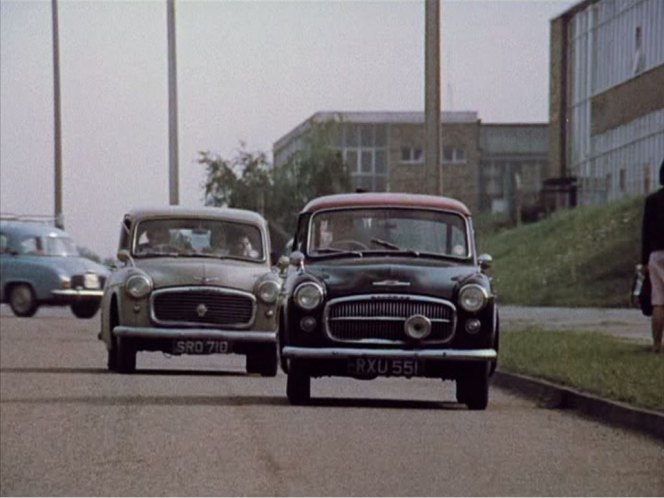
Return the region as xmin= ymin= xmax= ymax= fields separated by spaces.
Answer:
xmin=172 ymin=339 xmax=230 ymax=355
xmin=347 ymin=358 xmax=420 ymax=377
xmin=83 ymin=273 xmax=100 ymax=289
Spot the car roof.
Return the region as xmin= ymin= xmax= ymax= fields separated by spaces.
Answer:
xmin=301 ymin=193 xmax=472 ymax=216
xmin=0 ymin=221 xmax=70 ymax=238
xmin=124 ymin=206 xmax=269 ymax=227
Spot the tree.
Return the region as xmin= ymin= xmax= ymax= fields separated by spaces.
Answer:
xmin=200 ymin=121 xmax=352 ymax=250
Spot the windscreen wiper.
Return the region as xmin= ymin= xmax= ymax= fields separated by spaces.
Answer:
xmin=370 ymin=238 xmax=420 ymax=256
xmin=313 ymin=248 xmax=364 ymax=258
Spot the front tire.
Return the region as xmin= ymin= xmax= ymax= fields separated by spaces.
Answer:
xmin=457 ymin=362 xmax=489 ymax=410
xmin=246 ymin=345 xmax=278 ymax=377
xmin=71 ymin=301 xmax=100 ymax=319
xmin=9 ymin=284 xmax=38 ymax=317
xmin=116 ymin=338 xmax=136 ymax=373
xmin=286 ymin=361 xmax=310 ymax=405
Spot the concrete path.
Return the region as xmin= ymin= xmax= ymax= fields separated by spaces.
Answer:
xmin=500 ymin=305 xmax=652 ymax=343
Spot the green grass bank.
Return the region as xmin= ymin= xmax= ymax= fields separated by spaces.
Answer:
xmin=499 ymin=328 xmax=663 ymax=412
xmin=475 ymin=195 xmax=644 ymax=308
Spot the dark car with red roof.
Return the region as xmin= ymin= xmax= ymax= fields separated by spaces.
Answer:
xmin=279 ymin=192 xmax=498 ymax=409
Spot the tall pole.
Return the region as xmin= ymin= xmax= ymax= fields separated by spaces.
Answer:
xmin=167 ymin=0 xmax=179 ymax=205
xmin=52 ymin=0 xmax=64 ymax=228
xmin=424 ymin=0 xmax=442 ymax=196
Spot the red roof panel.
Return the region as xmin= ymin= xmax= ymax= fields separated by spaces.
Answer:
xmin=302 ymin=193 xmax=471 ymax=216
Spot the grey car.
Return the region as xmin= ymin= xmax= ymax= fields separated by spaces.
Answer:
xmin=0 ymin=220 xmax=109 ymax=318
xmin=99 ymin=207 xmax=282 ymax=375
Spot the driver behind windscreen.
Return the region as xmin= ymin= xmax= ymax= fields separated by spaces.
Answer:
xmin=137 ymin=224 xmax=170 ymax=252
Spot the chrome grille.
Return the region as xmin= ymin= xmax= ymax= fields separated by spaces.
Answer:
xmin=324 ymin=295 xmax=456 ymax=344
xmin=151 ymin=287 xmax=255 ymax=327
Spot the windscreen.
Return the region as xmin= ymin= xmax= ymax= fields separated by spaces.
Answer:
xmin=132 ymin=218 xmax=264 ymax=260
xmin=308 ymin=208 xmax=469 ymax=258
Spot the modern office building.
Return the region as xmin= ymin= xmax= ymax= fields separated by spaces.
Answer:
xmin=549 ymin=0 xmax=664 ymax=207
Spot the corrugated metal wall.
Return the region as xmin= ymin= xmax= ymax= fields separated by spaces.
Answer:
xmin=566 ymin=0 xmax=664 ymax=205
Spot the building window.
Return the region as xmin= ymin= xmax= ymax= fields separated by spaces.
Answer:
xmin=401 ymin=147 xmax=424 ymax=164
xmin=443 ymin=146 xmax=466 ymax=164
xmin=632 ymin=26 xmax=644 ymax=75
xmin=341 ymin=123 xmax=388 ymax=191
xmin=361 ymin=150 xmax=373 ymax=173
xmin=345 ymin=150 xmax=359 ymax=173
xmin=619 ymin=168 xmax=626 ymax=193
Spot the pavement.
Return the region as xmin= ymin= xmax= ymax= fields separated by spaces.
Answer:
xmin=496 ymin=306 xmax=663 ymax=441
xmin=500 ymin=305 xmax=651 ymax=342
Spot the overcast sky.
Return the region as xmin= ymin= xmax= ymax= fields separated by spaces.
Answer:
xmin=0 ymin=0 xmax=575 ymax=259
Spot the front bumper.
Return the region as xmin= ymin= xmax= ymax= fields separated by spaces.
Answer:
xmin=114 ymin=326 xmax=277 ymax=344
xmin=282 ymin=346 xmax=496 ymax=361
xmin=51 ymin=289 xmax=104 ymax=302
xmin=282 ymin=346 xmax=496 ymax=379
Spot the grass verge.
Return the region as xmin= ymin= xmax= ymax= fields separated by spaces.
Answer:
xmin=476 ymin=195 xmax=644 ymax=307
xmin=499 ymin=328 xmax=664 ymax=412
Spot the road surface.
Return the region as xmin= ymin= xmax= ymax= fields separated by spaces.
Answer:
xmin=1 ymin=306 xmax=662 ymax=496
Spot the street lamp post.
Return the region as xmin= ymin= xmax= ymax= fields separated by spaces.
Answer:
xmin=167 ymin=0 xmax=179 ymax=205
xmin=425 ymin=0 xmax=442 ymax=196
xmin=52 ymin=0 xmax=64 ymax=228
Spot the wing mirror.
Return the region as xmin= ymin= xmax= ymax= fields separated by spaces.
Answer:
xmin=478 ymin=253 xmax=493 ymax=271
xmin=289 ymin=251 xmax=305 ymax=271
xmin=116 ymin=249 xmax=134 ymax=266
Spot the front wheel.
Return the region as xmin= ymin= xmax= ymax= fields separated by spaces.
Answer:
xmin=71 ymin=301 xmax=100 ymax=319
xmin=116 ymin=337 xmax=136 ymax=373
xmin=246 ymin=345 xmax=278 ymax=377
xmin=286 ymin=361 xmax=310 ymax=405
xmin=9 ymin=284 xmax=38 ymax=317
xmin=456 ymin=363 xmax=489 ymax=410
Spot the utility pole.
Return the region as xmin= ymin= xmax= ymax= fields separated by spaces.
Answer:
xmin=424 ymin=0 xmax=442 ymax=196
xmin=167 ymin=0 xmax=179 ymax=205
xmin=52 ymin=0 xmax=64 ymax=228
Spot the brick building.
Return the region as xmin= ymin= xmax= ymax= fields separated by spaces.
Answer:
xmin=274 ymin=111 xmax=548 ymax=216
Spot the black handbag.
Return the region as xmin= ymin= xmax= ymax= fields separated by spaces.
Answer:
xmin=632 ymin=265 xmax=653 ymax=317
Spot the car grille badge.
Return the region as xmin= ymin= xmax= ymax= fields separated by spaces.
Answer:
xmin=196 ymin=303 xmax=208 ymax=318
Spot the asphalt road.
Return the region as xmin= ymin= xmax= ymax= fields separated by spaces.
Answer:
xmin=1 ymin=306 xmax=662 ymax=496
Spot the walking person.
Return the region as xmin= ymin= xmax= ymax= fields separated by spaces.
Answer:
xmin=641 ymin=159 xmax=664 ymax=353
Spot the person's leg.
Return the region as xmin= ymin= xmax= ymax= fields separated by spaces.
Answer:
xmin=652 ymin=306 xmax=664 ymax=353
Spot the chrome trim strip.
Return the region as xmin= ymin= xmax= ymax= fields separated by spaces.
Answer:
xmin=114 ymin=326 xmax=276 ymax=343
xmin=150 ymin=286 xmax=257 ymax=328
xmin=282 ymin=346 xmax=496 ymax=361
xmin=372 ymin=280 xmax=411 ymax=287
xmin=329 ymin=316 xmax=451 ymax=323
xmin=52 ymin=289 xmax=104 ymax=297
xmin=323 ymin=294 xmax=457 ymax=345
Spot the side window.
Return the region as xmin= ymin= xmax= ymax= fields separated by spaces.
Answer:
xmin=0 ymin=233 xmax=8 ymax=254
xmin=20 ymin=236 xmax=42 ymax=255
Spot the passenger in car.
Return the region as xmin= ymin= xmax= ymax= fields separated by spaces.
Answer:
xmin=225 ymin=226 xmax=259 ymax=259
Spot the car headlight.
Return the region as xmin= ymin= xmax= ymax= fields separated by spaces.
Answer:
xmin=293 ymin=282 xmax=324 ymax=310
xmin=458 ymin=284 xmax=488 ymax=313
xmin=257 ymin=280 xmax=280 ymax=304
xmin=125 ymin=274 xmax=152 ymax=299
